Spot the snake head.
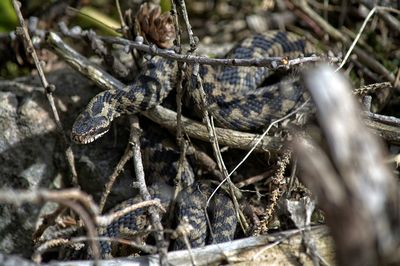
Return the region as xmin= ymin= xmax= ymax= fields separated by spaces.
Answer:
xmin=71 ymin=111 xmax=111 ymax=144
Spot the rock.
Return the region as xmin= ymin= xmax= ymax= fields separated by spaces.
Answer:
xmin=0 ymin=67 xmax=134 ymax=258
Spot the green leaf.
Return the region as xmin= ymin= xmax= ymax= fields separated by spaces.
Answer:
xmin=0 ymin=0 xmax=18 ymax=32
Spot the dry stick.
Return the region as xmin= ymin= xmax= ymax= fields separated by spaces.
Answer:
xmin=170 ymin=1 xmax=191 ymax=230
xmin=96 ymin=199 xmax=165 ymax=226
xmin=297 ymin=65 xmax=399 ymax=266
xmin=173 ymin=0 xmax=247 ymax=235
xmin=98 ymin=144 xmax=133 ymax=213
xmin=71 ymin=236 xmax=157 ymax=254
xmin=33 ymin=238 xmax=79 ymax=262
xmin=235 ymin=170 xmax=275 ymax=189
xmin=32 ymin=206 xmax=67 ymax=241
xmin=192 ymin=63 xmax=248 ymax=236
xmin=144 ymin=106 xmax=283 ymax=152
xmin=165 ymin=5 xmax=196 ymax=259
xmin=35 ymin=233 xmax=159 ymax=260
xmin=100 ymin=35 xmax=338 ymax=69
xmin=176 ymin=0 xmax=197 ymax=50
xmin=0 ymin=189 xmax=101 ymax=262
xmin=11 ymin=0 xmax=78 ymax=187
xmin=115 ymin=0 xmax=128 ymax=36
xmin=47 ymin=32 xmax=126 ymax=91
xmin=128 ymin=116 xmax=168 ymax=265
xmin=36 ymin=224 xmax=81 ymax=244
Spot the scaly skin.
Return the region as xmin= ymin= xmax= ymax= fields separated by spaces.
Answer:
xmin=71 ymin=31 xmax=314 ymax=143
xmin=72 ymin=31 xmax=315 ymax=258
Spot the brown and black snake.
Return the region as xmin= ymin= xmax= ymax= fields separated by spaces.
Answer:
xmin=71 ymin=31 xmax=315 ymax=258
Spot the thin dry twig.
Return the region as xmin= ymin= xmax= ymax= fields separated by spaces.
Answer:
xmin=0 ymin=189 xmax=101 ymax=262
xmin=12 ymin=0 xmax=78 ymax=187
xmin=99 ymin=34 xmax=338 ymax=69
xmin=115 ymin=0 xmax=128 ymax=36
xmin=169 ymin=1 xmax=191 ymax=229
xmin=175 ymin=0 xmax=197 ymax=50
xmin=98 ymin=144 xmax=134 ymax=213
xmin=128 ymin=116 xmax=168 ymax=264
xmin=191 ymin=63 xmax=247 ymax=236
xmin=33 ymin=238 xmax=83 ymax=263
xmin=235 ymin=170 xmax=274 ymax=189
xmin=96 ymin=199 xmax=165 ymax=227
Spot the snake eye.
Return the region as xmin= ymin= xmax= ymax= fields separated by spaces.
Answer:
xmin=71 ymin=113 xmax=110 ymax=144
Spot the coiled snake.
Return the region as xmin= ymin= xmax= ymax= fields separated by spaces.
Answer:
xmin=71 ymin=31 xmax=314 ymax=258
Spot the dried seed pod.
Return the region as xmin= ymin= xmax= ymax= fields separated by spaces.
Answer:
xmin=136 ymin=3 xmax=176 ymax=48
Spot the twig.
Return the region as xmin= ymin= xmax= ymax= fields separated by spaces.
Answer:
xmin=187 ymin=147 xmax=224 ymax=181
xmin=0 ymin=226 xmax=334 ymax=266
xmin=99 ymin=35 xmax=338 ymax=69
xmin=235 ymin=170 xmax=274 ymax=189
xmin=365 ymin=111 xmax=400 ymax=126
xmin=12 ymin=0 xmax=78 ymax=187
xmin=96 ymin=199 xmax=165 ymax=226
xmin=98 ymin=143 xmax=133 ymax=213
xmin=145 ymin=105 xmax=283 ymax=152
xmin=128 ymin=116 xmax=168 ymax=265
xmin=33 ymin=206 xmax=67 ymax=241
xmin=175 ymin=0 xmax=197 ymax=50
xmin=170 ymin=1 xmax=190 ymax=230
xmin=36 ymin=235 xmax=158 ymax=259
xmin=0 ymin=189 xmax=100 ymax=262
xmin=190 ymin=63 xmax=247 ymax=235
xmin=115 ymin=0 xmax=128 ymax=36
xmin=46 ymin=32 xmax=126 ymax=90
xmin=33 ymin=238 xmax=82 ymax=263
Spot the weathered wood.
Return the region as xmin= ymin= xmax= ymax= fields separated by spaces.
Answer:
xmin=295 ymin=65 xmax=400 ymax=266
xmin=41 ymin=226 xmax=333 ymax=266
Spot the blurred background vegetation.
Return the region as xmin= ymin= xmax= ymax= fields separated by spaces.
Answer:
xmin=0 ymin=0 xmax=399 ymax=84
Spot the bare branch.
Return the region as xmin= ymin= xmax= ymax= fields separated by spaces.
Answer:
xmin=12 ymin=1 xmax=78 ymax=187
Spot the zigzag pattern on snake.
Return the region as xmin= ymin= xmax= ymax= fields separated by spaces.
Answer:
xmin=97 ymin=126 xmax=236 ymax=258
xmin=71 ymin=31 xmax=315 ymax=258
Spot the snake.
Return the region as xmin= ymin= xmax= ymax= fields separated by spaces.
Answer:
xmin=71 ymin=31 xmax=315 ymax=258
xmin=96 ymin=126 xmax=237 ymax=258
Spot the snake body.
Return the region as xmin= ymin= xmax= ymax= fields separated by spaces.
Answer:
xmin=97 ymin=126 xmax=236 ymax=258
xmin=72 ymin=31 xmax=314 ymax=257
xmin=71 ymin=31 xmax=314 ymax=143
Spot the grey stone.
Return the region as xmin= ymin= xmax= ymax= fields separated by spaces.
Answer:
xmin=0 ymin=68 xmax=134 ymax=258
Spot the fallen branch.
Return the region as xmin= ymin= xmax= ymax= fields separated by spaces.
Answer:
xmin=0 ymin=226 xmax=333 ymax=266
xmin=295 ymin=65 xmax=400 ymax=266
